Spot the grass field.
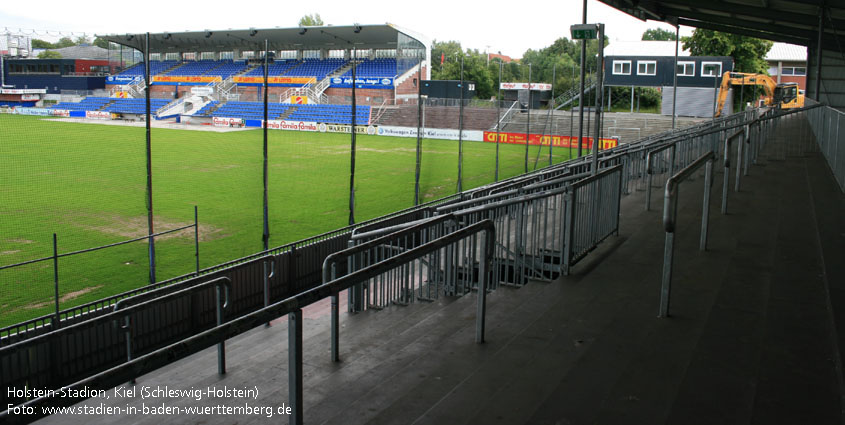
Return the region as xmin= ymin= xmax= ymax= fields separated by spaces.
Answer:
xmin=0 ymin=113 xmax=575 ymax=327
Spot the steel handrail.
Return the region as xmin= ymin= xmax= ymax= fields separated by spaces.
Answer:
xmin=659 ymin=151 xmax=716 ymax=318
xmin=0 ymin=220 xmax=496 ymax=425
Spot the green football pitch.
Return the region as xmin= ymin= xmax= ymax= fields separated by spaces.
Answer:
xmin=0 ymin=113 xmax=575 ymax=327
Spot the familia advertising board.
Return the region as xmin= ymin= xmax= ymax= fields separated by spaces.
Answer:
xmin=482 ymin=131 xmax=618 ymax=150
xmin=263 ymin=120 xmax=319 ymax=132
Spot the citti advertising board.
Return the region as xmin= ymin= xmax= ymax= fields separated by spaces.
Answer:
xmin=482 ymin=131 xmax=618 ymax=150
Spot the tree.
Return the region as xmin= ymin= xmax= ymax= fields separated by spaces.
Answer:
xmin=299 ymin=13 xmax=325 ymax=26
xmin=38 ymin=50 xmax=62 ymax=59
xmin=431 ymin=40 xmax=464 ymax=80
xmin=74 ymin=35 xmax=92 ymax=45
xmin=642 ymin=28 xmax=677 ymax=41
xmin=54 ymin=37 xmax=75 ymax=48
xmin=31 ymin=39 xmax=54 ymax=49
xmin=683 ymin=29 xmax=773 ymax=110
xmin=681 ymin=29 xmax=772 ymax=73
xmin=93 ymin=37 xmax=110 ymax=49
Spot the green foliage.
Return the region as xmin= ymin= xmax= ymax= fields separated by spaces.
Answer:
xmin=681 ymin=29 xmax=773 ymax=74
xmin=31 ymin=39 xmax=54 ymax=49
xmin=54 ymin=37 xmax=75 ymax=48
xmin=37 ymin=50 xmax=62 ymax=59
xmin=298 ymin=13 xmax=325 ymax=27
xmin=642 ymin=28 xmax=677 ymax=41
xmin=74 ymin=35 xmax=91 ymax=45
xmin=432 ymin=36 xmax=606 ymax=102
xmin=93 ymin=37 xmax=110 ymax=49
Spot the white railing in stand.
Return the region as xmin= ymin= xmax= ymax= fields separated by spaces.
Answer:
xmin=157 ymin=96 xmax=187 ymax=116
xmin=128 ymin=78 xmax=146 ymax=98
xmin=372 ymin=99 xmax=390 ymax=123
xmin=215 ymin=77 xmax=236 ymax=102
xmin=493 ymin=101 xmax=520 ymax=130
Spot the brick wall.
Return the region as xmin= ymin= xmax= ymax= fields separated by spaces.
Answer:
xmin=324 ymin=87 xmax=394 ymax=106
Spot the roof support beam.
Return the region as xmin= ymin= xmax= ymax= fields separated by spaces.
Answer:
xmin=676 ymin=18 xmax=809 ymax=45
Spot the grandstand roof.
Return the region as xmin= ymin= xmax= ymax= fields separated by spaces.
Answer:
xmin=98 ymin=24 xmax=429 ymax=54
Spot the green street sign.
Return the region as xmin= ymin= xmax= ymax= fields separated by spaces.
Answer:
xmin=570 ymin=24 xmax=598 ymax=40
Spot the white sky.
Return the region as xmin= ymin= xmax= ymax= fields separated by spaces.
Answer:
xmin=0 ymin=0 xmax=693 ymax=59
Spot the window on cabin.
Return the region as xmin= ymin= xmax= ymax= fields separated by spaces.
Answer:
xmin=702 ymin=62 xmax=722 ymax=77
xmin=637 ymin=61 xmax=656 ymax=76
xmin=612 ymin=60 xmax=631 ymax=75
xmin=677 ymin=62 xmax=694 ymax=76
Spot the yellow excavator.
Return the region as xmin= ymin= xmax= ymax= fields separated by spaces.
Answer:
xmin=714 ymin=71 xmax=803 ymax=117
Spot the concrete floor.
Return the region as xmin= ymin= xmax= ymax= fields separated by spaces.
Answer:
xmin=35 ymin=117 xmax=845 ymax=424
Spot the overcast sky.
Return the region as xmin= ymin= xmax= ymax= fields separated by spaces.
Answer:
xmin=0 ymin=0 xmax=694 ymax=58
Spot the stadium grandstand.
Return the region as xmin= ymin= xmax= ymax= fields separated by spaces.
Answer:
xmin=24 ymin=25 xmax=429 ymax=127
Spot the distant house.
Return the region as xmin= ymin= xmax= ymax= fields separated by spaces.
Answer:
xmin=487 ymin=53 xmax=517 ymax=64
xmin=766 ymin=43 xmax=807 ymax=91
xmin=603 ymin=41 xmax=734 ymax=117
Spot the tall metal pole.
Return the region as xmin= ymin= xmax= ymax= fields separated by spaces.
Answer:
xmin=496 ymin=61 xmax=502 ymax=181
xmin=549 ymin=64 xmax=556 ymax=166
xmin=457 ymin=55 xmax=464 ymax=193
xmin=577 ymin=0 xmax=588 ymax=158
xmin=349 ymin=47 xmax=357 ymax=225
xmin=262 ymin=39 xmax=270 ymax=251
xmin=672 ymin=25 xmax=679 ymax=129
xmin=591 ymin=24 xmax=604 ymax=176
xmin=53 ymin=233 xmax=60 ymax=328
xmin=144 ymin=33 xmax=156 ymax=285
xmin=414 ymin=58 xmax=423 ymax=205
xmin=713 ymin=71 xmax=719 ymax=121
xmin=525 ymin=64 xmax=531 ymax=173
xmin=815 ymin=6 xmax=824 ymax=100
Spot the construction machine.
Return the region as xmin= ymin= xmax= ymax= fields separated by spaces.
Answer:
xmin=713 ymin=71 xmax=803 ymax=117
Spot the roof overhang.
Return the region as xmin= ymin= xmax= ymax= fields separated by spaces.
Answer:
xmin=598 ymin=0 xmax=844 ymax=51
xmin=98 ymin=24 xmax=428 ymax=54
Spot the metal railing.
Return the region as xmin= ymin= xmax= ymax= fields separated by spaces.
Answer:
xmin=563 ymin=165 xmax=623 ymax=274
xmin=1 ymin=103 xmax=776 ymax=418
xmin=0 ymin=209 xmax=200 ymax=344
xmin=658 ymin=151 xmax=716 ymax=318
xmin=806 ymin=101 xmax=845 ymax=192
xmin=0 ymin=219 xmax=496 ymax=425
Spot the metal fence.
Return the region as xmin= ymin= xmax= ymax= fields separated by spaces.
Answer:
xmin=0 ymin=219 xmax=496 ymax=425
xmin=0 ymin=101 xmax=767 ymax=419
xmin=806 ymin=101 xmax=845 ymax=192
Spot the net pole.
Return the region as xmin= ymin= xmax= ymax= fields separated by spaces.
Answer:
xmin=578 ymin=0 xmax=588 ymax=159
xmin=550 ymin=63 xmax=556 ymax=166
xmin=457 ymin=55 xmax=464 ymax=193
xmin=414 ymin=59 xmax=422 ymax=205
xmin=262 ymin=39 xmax=270 ymax=251
xmin=144 ymin=32 xmax=156 ymax=285
xmin=525 ymin=64 xmax=531 ymax=173
xmin=496 ymin=62 xmax=502 ymax=182
xmin=53 ymin=233 xmax=60 ymax=328
xmin=349 ymin=47 xmax=357 ymax=226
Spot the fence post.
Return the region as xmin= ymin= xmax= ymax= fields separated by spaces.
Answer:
xmin=52 ymin=233 xmax=60 ymax=328
xmin=289 ymin=308 xmax=303 ymax=425
xmin=216 ymin=280 xmax=228 ymax=375
xmin=735 ymin=127 xmax=743 ymax=192
xmin=475 ymin=232 xmax=489 ymax=344
xmin=331 ymin=291 xmax=340 ymax=361
xmin=194 ymin=206 xmax=200 ymax=275
xmin=659 ymin=191 xmax=678 ymax=318
xmin=701 ymin=160 xmax=713 ymax=251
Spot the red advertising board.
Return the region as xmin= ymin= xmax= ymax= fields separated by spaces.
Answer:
xmin=482 ymin=131 xmax=618 ymax=150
